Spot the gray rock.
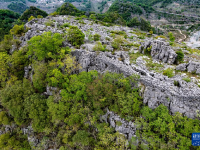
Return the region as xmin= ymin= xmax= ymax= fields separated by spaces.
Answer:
xmin=24 ymin=65 xmax=32 ymax=79
xmin=101 ymin=110 xmax=137 ymax=141
xmin=140 ymin=40 xmax=177 ymax=64
xmin=44 ymin=85 xmax=58 ymax=96
xmin=176 ymin=63 xmax=188 ymax=71
xmin=176 ymin=61 xmax=200 ymax=75
xmin=187 ymin=62 xmax=198 ymax=73
xmin=81 ymin=43 xmax=95 ymax=52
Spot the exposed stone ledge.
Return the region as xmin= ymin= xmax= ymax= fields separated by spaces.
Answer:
xmin=139 ymin=40 xmax=177 ymax=64
xmin=176 ymin=61 xmax=200 ymax=74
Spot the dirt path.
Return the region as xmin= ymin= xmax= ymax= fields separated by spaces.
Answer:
xmin=177 ymin=29 xmax=187 ymax=42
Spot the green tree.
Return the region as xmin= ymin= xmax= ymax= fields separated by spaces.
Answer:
xmin=168 ymin=32 xmax=175 ymax=42
xmin=10 ymin=24 xmax=24 ymax=36
xmin=89 ymin=14 xmax=96 ymax=20
xmin=0 ymin=111 xmax=10 ymax=125
xmin=93 ymin=41 xmax=105 ymax=52
xmin=0 ymin=35 xmax=13 ymax=53
xmin=140 ymin=17 xmax=152 ymax=31
xmin=176 ymin=50 xmax=184 ymax=63
xmin=1 ymin=79 xmax=34 ymax=125
xmin=93 ymin=33 xmax=101 ymax=41
xmin=0 ymin=133 xmax=31 ymax=149
xmin=127 ymin=17 xmax=140 ymax=27
xmin=32 ymin=62 xmax=48 ymax=92
xmin=67 ymin=26 xmax=85 ymax=48
xmin=25 ymin=93 xmax=50 ymax=132
xmin=27 ymin=32 xmax=69 ymax=61
xmin=72 ymin=130 xmax=90 ymax=148
xmin=10 ymin=49 xmax=28 ymax=80
xmin=0 ymin=52 xmax=9 ymax=88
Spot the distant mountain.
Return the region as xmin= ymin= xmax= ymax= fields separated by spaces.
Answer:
xmin=0 ymin=0 xmax=115 ymax=14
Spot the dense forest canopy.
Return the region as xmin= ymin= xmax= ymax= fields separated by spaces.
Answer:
xmin=0 ymin=9 xmax=20 ymax=41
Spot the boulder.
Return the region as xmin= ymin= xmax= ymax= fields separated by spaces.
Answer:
xmin=176 ymin=63 xmax=188 ymax=71
xmin=140 ymin=40 xmax=177 ymax=64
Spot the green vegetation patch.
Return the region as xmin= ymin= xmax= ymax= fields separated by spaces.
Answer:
xmin=163 ymin=68 xmax=175 ymax=78
xmin=0 ymin=10 xmax=20 ymax=41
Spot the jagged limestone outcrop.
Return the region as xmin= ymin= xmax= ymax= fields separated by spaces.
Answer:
xmin=139 ymin=39 xmax=177 ymax=64
xmin=100 ymin=109 xmax=137 ymax=141
xmin=176 ymin=61 xmax=200 ymax=74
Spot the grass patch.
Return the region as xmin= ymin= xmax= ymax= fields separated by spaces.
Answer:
xmin=182 ymin=77 xmax=191 ymax=82
xmin=143 ymin=58 xmax=164 ymax=73
xmin=129 ymin=52 xmax=144 ymax=64
xmin=163 ymin=68 xmax=174 ymax=78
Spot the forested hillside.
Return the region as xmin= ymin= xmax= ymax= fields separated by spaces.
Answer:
xmin=0 ymin=2 xmax=200 ymax=150
xmin=0 ymin=9 xmax=20 ymax=41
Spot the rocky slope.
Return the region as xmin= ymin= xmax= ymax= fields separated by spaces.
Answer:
xmin=0 ymin=14 xmax=199 ymax=149
xmin=22 ymin=16 xmax=200 ymax=119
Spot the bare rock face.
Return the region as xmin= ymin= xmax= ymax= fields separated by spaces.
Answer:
xmin=21 ymin=126 xmax=40 ymax=148
xmin=139 ymin=40 xmax=177 ymax=64
xmin=101 ymin=109 xmax=136 ymax=141
xmin=176 ymin=63 xmax=188 ymax=71
xmin=24 ymin=65 xmax=32 ymax=79
xmin=176 ymin=61 xmax=200 ymax=74
xmin=44 ymin=85 xmax=58 ymax=96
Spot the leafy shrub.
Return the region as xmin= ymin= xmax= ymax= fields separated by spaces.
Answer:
xmin=163 ymin=68 xmax=174 ymax=78
xmin=32 ymin=62 xmax=48 ymax=92
xmin=89 ymin=14 xmax=96 ymax=20
xmin=168 ymin=32 xmax=175 ymax=42
xmin=37 ymin=15 xmax=43 ymax=18
xmin=67 ymin=26 xmax=85 ymax=48
xmin=0 ymin=133 xmax=31 ymax=149
xmin=60 ymin=23 xmax=70 ymax=29
xmin=176 ymin=50 xmax=184 ymax=63
xmin=0 ymin=79 xmax=34 ymax=125
xmin=93 ymin=41 xmax=105 ymax=52
xmin=27 ymin=32 xmax=70 ymax=61
xmin=144 ymin=45 xmax=152 ymax=55
xmin=93 ymin=34 xmax=101 ymax=41
xmin=127 ymin=17 xmax=140 ymax=27
xmin=10 ymin=25 xmax=24 ymax=36
xmin=111 ymin=36 xmax=127 ymax=50
xmin=28 ymin=15 xmax=35 ymax=22
xmin=72 ymin=130 xmax=90 ymax=147
xmin=0 ymin=111 xmax=10 ymax=125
